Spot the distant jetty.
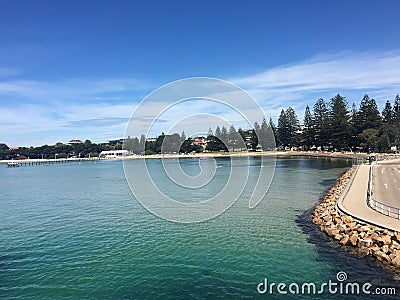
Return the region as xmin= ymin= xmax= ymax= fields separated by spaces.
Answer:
xmin=2 ymin=157 xmax=100 ymax=167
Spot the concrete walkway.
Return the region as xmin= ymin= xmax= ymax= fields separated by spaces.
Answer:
xmin=338 ymin=164 xmax=400 ymax=232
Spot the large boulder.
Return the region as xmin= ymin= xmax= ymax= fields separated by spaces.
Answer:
xmin=393 ymin=233 xmax=400 ymax=243
xmin=358 ymin=239 xmax=372 ymax=248
xmin=359 ymin=247 xmax=370 ymax=257
xmin=340 ymin=235 xmax=349 ymax=246
xmin=349 ymin=233 xmax=359 ymax=246
xmin=375 ymin=250 xmax=389 ymax=261
xmin=337 ymin=223 xmax=347 ymax=231
xmin=377 ymin=235 xmax=392 ymax=246
xmin=342 ymin=215 xmax=353 ymax=223
xmin=391 ymin=255 xmax=400 ymax=267
xmin=334 ymin=234 xmax=343 ymax=241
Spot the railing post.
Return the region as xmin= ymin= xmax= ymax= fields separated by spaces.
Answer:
xmin=363 ymin=162 xmax=400 ymax=219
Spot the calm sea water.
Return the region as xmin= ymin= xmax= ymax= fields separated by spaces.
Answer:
xmin=0 ymin=157 xmax=398 ymax=299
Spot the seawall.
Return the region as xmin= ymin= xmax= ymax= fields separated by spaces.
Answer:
xmin=311 ymin=167 xmax=400 ymax=275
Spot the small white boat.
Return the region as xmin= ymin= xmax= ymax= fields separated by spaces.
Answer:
xmin=7 ymin=161 xmax=20 ymax=168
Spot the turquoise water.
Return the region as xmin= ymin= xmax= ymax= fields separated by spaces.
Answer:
xmin=0 ymin=157 xmax=398 ymax=299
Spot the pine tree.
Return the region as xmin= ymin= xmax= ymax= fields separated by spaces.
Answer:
xmin=303 ymin=105 xmax=314 ymax=150
xmin=393 ymin=95 xmax=400 ymax=123
xmin=257 ymin=118 xmax=273 ymax=150
xmin=313 ymin=98 xmax=329 ymax=149
xmin=380 ymin=100 xmax=395 ymax=148
xmin=277 ymin=108 xmax=299 ymax=148
xmin=252 ymin=121 xmax=260 ymax=149
xmin=348 ymin=103 xmax=358 ymax=150
xmin=285 ymin=107 xmax=299 ymax=147
xmin=258 ymin=118 xmax=267 ymax=150
xmin=221 ymin=126 xmax=228 ymax=144
xmin=382 ymin=100 xmax=393 ymax=124
xmin=139 ymin=134 xmax=146 ymax=153
xmin=328 ymin=94 xmax=350 ymax=150
xmin=393 ymin=95 xmax=400 ymax=146
xmin=356 ymin=94 xmax=381 ymax=133
xmin=215 ymin=126 xmax=221 ymax=138
xmin=207 ymin=127 xmax=213 ymax=137
xmin=180 ymin=131 xmax=186 ymax=143
xmin=228 ymin=125 xmax=241 ymax=151
xmin=269 ymin=118 xmax=277 ymax=148
xmin=277 ymin=109 xmax=289 ymax=147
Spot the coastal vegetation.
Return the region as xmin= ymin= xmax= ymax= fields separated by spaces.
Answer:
xmin=1 ymin=93 xmax=399 ymax=160
xmin=0 ymin=140 xmax=106 ymax=160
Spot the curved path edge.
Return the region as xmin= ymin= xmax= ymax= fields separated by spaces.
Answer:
xmin=337 ymin=165 xmax=400 ymax=232
xmin=312 ymin=166 xmax=400 ymax=271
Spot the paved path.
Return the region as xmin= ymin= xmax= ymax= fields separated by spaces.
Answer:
xmin=373 ymin=164 xmax=400 ymax=207
xmin=339 ymin=164 xmax=400 ymax=232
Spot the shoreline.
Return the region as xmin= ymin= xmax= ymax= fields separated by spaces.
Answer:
xmin=0 ymin=150 xmax=369 ymax=164
xmin=312 ymin=167 xmax=400 ymax=277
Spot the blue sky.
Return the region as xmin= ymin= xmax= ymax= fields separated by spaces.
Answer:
xmin=1 ymin=0 xmax=400 ymax=146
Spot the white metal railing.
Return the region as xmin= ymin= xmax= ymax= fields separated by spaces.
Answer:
xmin=368 ymin=163 xmax=400 ymax=219
xmin=368 ymin=197 xmax=400 ymax=219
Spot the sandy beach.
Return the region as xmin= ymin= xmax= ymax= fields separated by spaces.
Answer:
xmin=0 ymin=150 xmax=371 ymax=164
xmin=111 ymin=150 xmax=370 ymax=161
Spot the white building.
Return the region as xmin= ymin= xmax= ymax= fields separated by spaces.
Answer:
xmin=99 ymin=150 xmax=129 ymax=158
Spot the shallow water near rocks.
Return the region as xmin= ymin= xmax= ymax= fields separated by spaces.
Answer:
xmin=0 ymin=156 xmax=398 ymax=299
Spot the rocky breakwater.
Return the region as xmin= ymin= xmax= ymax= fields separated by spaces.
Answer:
xmin=312 ymin=167 xmax=400 ymax=272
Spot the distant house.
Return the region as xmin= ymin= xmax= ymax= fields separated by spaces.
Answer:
xmin=146 ymin=138 xmax=157 ymax=143
xmin=99 ymin=150 xmax=129 ymax=158
xmin=193 ymin=136 xmax=207 ymax=149
xmin=67 ymin=139 xmax=83 ymax=145
xmin=241 ymin=129 xmax=254 ymax=150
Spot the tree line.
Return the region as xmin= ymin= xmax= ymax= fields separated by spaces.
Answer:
xmin=0 ymin=140 xmax=119 ymax=160
xmin=275 ymin=94 xmax=400 ymax=152
xmin=124 ymin=133 xmax=204 ymax=155
xmin=124 ymin=122 xmax=273 ymax=154
xmin=1 ymin=93 xmax=399 ymax=160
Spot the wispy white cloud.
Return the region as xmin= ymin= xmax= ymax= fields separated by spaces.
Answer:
xmin=232 ymin=51 xmax=400 ymax=90
xmin=0 ymin=77 xmax=154 ymax=103
xmin=0 ymin=101 xmax=141 ymax=146
xmin=0 ymin=80 xmax=45 ymax=98
xmin=0 ymin=76 xmax=152 ymax=145
xmin=1 ymin=51 xmax=400 ymax=146
xmin=230 ymin=51 xmax=400 ymax=113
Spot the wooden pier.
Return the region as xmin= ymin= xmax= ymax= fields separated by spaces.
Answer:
xmin=3 ymin=157 xmax=101 ymax=167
